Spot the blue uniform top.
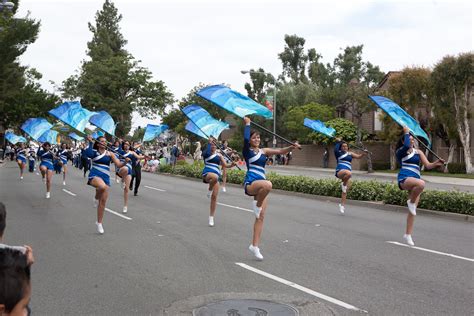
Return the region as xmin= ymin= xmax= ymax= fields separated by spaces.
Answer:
xmin=133 ymin=149 xmax=142 ymax=166
xmin=16 ymin=148 xmax=27 ymax=161
xmin=119 ymin=149 xmax=135 ymax=172
xmin=202 ymin=143 xmax=221 ymax=177
xmin=37 ymin=148 xmax=54 ymax=167
xmin=85 ymin=142 xmax=112 ymax=184
xmin=334 ymin=142 xmax=352 ymax=173
xmin=28 ymin=149 xmax=36 ymax=161
xmin=59 ymin=149 xmax=68 ymax=163
xmin=242 ymin=125 xmax=267 ymax=185
xmin=396 ymin=133 xmax=421 ymax=184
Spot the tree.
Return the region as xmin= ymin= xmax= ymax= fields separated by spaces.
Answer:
xmin=0 ymin=1 xmax=58 ymax=132
xmin=284 ymin=102 xmax=334 ymax=143
xmin=130 ymin=126 xmax=144 ymax=142
xmin=431 ymin=53 xmax=474 ymax=173
xmin=278 ymin=34 xmax=309 ymax=84
xmin=244 ymin=68 xmax=275 ymax=103
xmin=61 ymin=0 xmax=173 ymax=137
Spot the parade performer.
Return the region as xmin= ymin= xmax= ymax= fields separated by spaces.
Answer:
xmin=396 ymin=126 xmax=444 ymax=246
xmin=334 ymin=138 xmax=367 ymax=214
xmin=202 ymin=137 xmax=235 ymax=227
xmin=85 ymin=135 xmax=129 ymax=234
xmin=15 ymin=143 xmax=27 ymax=180
xmin=242 ymin=117 xmax=300 ymax=260
xmin=129 ymin=142 xmax=143 ymax=196
xmin=58 ymin=143 xmax=69 ymax=186
xmin=37 ymin=142 xmax=54 ymax=199
xmin=116 ymin=140 xmax=145 ymax=213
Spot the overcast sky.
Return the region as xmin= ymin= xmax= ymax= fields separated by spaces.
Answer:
xmin=17 ymin=0 xmax=473 ymax=131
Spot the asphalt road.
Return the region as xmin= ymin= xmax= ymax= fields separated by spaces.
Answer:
xmin=1 ymin=162 xmax=473 ymax=315
xmin=267 ymin=165 xmax=474 ymax=193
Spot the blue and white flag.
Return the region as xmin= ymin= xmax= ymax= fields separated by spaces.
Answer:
xmin=5 ymin=132 xmax=27 ymax=145
xmin=49 ymin=101 xmax=96 ymax=133
xmin=68 ymin=132 xmax=84 ymax=141
xmin=21 ymin=118 xmax=53 ymax=141
xmin=182 ymin=104 xmax=229 ymax=139
xmin=89 ymin=111 xmax=117 ymax=136
xmin=185 ymin=120 xmax=208 ymax=139
xmin=369 ymin=95 xmax=431 ymax=146
xmin=142 ymin=124 xmax=169 ymax=142
xmin=196 ymin=85 xmax=273 ymax=119
xmin=38 ymin=130 xmax=59 ymax=144
xmin=303 ymin=118 xmax=336 ymax=138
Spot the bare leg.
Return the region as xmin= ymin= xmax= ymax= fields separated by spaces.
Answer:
xmin=252 ymin=197 xmax=268 ymax=247
xmin=123 ymin=175 xmax=131 ymax=208
xmin=401 ymin=178 xmax=425 ymax=236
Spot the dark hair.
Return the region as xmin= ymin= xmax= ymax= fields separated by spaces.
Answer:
xmin=250 ymin=130 xmax=260 ymax=138
xmin=121 ymin=141 xmax=130 ymax=151
xmin=42 ymin=142 xmax=51 ymax=148
xmin=0 ymin=248 xmax=31 ymax=313
xmin=93 ymin=136 xmax=106 ymax=151
xmin=0 ymin=203 xmax=5 ymax=237
xmin=396 ymin=133 xmax=411 ymax=150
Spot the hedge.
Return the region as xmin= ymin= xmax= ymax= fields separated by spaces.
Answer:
xmin=158 ymin=162 xmax=474 ymax=215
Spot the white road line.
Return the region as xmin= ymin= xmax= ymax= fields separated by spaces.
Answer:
xmin=62 ymin=189 xmax=77 ymax=196
xmin=144 ymin=185 xmax=166 ymax=192
xmin=217 ymin=202 xmax=252 ymax=213
xmin=386 ymin=241 xmax=474 ymax=262
xmin=105 ymin=208 xmax=132 ymax=221
xmin=235 ymin=263 xmax=367 ymax=312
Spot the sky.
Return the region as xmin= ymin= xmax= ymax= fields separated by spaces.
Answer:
xmin=16 ymin=0 xmax=473 ymax=132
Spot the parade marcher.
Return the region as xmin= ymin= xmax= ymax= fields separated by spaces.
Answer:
xmin=242 ymin=117 xmax=300 ymax=260
xmin=334 ymin=138 xmax=367 ymax=214
xmin=129 ymin=142 xmax=143 ymax=196
xmin=58 ymin=143 xmax=69 ymax=186
xmin=85 ymin=135 xmax=129 ymax=234
xmin=15 ymin=143 xmax=27 ymax=180
xmin=116 ymin=140 xmax=145 ymax=213
xmin=396 ymin=126 xmax=445 ymax=246
xmin=28 ymin=147 xmax=36 ymax=173
xmin=37 ymin=142 xmax=54 ymax=199
xmin=202 ymin=137 xmax=235 ymax=227
xmin=111 ymin=140 xmax=121 ymax=184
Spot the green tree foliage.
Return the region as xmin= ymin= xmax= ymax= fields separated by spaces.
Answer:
xmin=130 ymin=126 xmax=145 ymax=142
xmin=284 ymin=103 xmax=334 ymax=143
xmin=243 ymin=68 xmax=275 ymax=103
xmin=61 ymin=0 xmax=173 ymax=137
xmin=431 ymin=53 xmax=474 ymax=173
xmin=0 ymin=0 xmax=58 ymax=130
xmin=311 ymin=118 xmax=362 ymax=145
xmin=178 ymin=83 xmax=227 ymax=120
xmin=278 ymin=34 xmax=309 ymax=84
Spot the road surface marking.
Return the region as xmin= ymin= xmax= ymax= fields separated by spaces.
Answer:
xmin=217 ymin=202 xmax=252 ymax=213
xmin=386 ymin=241 xmax=474 ymax=262
xmin=235 ymin=263 xmax=367 ymax=312
xmin=144 ymin=185 xmax=166 ymax=192
xmin=62 ymin=189 xmax=77 ymax=196
xmin=105 ymin=208 xmax=132 ymax=220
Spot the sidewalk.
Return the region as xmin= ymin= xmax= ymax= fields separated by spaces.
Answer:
xmin=267 ymin=165 xmax=474 ymax=187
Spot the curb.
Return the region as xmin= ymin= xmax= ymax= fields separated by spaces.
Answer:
xmin=156 ymin=172 xmax=474 ymax=223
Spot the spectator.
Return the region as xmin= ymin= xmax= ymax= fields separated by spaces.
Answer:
xmin=170 ymin=144 xmax=179 ymax=167
xmin=0 ymin=247 xmax=31 ymax=316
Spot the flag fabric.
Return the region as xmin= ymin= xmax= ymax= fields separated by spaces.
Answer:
xmin=49 ymin=101 xmax=96 ymax=133
xmin=89 ymin=111 xmax=117 ymax=136
xmin=196 ymin=85 xmax=273 ymax=119
xmin=185 ymin=120 xmax=208 ymax=139
xmin=303 ymin=118 xmax=336 ymax=138
xmin=68 ymin=132 xmax=84 ymax=141
xmin=182 ymin=104 xmax=229 ymax=139
xmin=20 ymin=118 xmax=53 ymax=140
xmin=91 ymin=130 xmax=105 ymax=139
xmin=368 ymin=95 xmax=431 ymax=146
xmin=142 ymin=124 xmax=169 ymax=142
xmin=38 ymin=129 xmax=59 ymax=144
xmin=5 ymin=132 xmax=27 ymax=144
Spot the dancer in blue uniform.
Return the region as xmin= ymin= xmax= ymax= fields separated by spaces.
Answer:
xmin=116 ymin=140 xmax=145 ymax=214
xmin=396 ymin=126 xmax=444 ymax=246
xmin=334 ymin=138 xmax=367 ymax=214
xmin=202 ymin=137 xmax=235 ymax=227
xmin=15 ymin=143 xmax=27 ymax=180
xmin=58 ymin=143 xmax=69 ymax=186
xmin=37 ymin=142 xmax=54 ymax=199
xmin=85 ymin=135 xmax=129 ymax=234
xmin=242 ymin=117 xmax=300 ymax=260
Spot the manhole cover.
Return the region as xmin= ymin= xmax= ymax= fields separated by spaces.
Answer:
xmin=193 ymin=299 xmax=299 ymax=316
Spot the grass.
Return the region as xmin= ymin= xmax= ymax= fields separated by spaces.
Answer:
xmin=376 ymin=169 xmax=474 ymax=179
